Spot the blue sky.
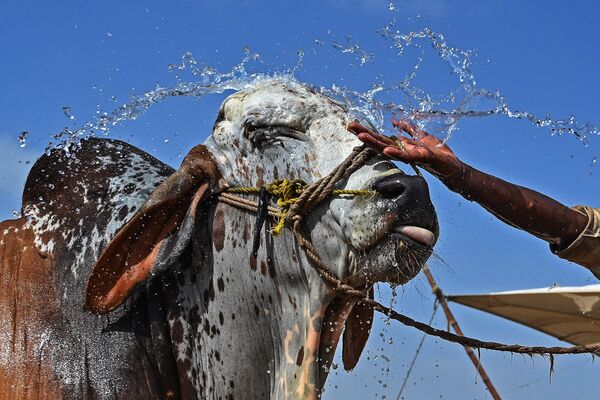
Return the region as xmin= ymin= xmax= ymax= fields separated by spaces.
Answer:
xmin=1 ymin=1 xmax=599 ymax=398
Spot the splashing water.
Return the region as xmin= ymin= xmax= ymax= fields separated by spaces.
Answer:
xmin=17 ymin=131 xmax=28 ymax=148
xmin=42 ymin=19 xmax=599 ymax=153
xmin=330 ymin=34 xmax=374 ymax=66
xmin=62 ymin=106 xmax=75 ymax=120
xmin=377 ymin=27 xmax=599 ymax=143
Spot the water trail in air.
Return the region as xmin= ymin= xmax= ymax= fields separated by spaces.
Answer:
xmin=41 ymin=11 xmax=598 ymax=154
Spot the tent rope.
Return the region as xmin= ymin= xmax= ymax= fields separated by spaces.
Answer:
xmin=396 ymin=300 xmax=439 ymax=399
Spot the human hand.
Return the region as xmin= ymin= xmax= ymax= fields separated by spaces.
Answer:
xmin=348 ymin=120 xmax=463 ymax=181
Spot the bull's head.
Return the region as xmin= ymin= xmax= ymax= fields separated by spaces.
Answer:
xmin=87 ymin=80 xmax=438 ymax=399
xmin=208 ymin=80 xmax=438 ymax=286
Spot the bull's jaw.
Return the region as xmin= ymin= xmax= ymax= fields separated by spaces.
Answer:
xmin=306 ymin=190 xmax=435 ymax=288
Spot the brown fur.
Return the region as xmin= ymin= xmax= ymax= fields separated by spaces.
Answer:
xmin=0 ymin=219 xmax=64 ymax=399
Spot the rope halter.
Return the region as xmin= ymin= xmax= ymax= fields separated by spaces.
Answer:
xmin=225 ymin=178 xmax=376 ymax=235
xmin=219 ymin=145 xmax=376 ymax=235
xmin=214 ymin=143 xmax=600 ymax=358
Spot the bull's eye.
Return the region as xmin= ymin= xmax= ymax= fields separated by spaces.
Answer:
xmin=213 ymin=109 xmax=226 ymax=131
xmin=244 ymin=122 xmax=305 ymax=149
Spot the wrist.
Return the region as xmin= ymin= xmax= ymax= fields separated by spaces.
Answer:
xmin=440 ymin=161 xmax=470 ymax=194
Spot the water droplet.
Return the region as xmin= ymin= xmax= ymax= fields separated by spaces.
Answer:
xmin=388 ymin=3 xmax=396 ymax=11
xmin=18 ymin=131 xmax=28 ymax=148
xmin=164 ymin=139 xmax=170 ymax=143
xmin=591 ymin=156 xmax=597 ymax=167
xmin=106 ymin=32 xmax=113 ymax=37
xmin=62 ymin=106 xmax=75 ymax=120
xmin=44 ymin=31 xmax=598 ymax=156
xmin=11 ymin=210 xmax=21 ymax=218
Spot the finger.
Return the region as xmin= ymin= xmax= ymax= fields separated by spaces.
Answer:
xmin=383 ymin=144 xmax=431 ymax=163
xmin=357 ymin=131 xmax=396 ymax=149
xmin=371 ymin=131 xmax=397 ymax=146
xmin=357 ymin=132 xmax=389 ymax=152
xmin=392 ymin=119 xmax=445 ymax=148
xmin=391 ymin=119 xmax=420 ymax=138
xmin=394 ymin=136 xmax=420 ymax=147
xmin=348 ymin=121 xmax=399 ymax=145
xmin=347 ymin=121 xmax=373 ymax=135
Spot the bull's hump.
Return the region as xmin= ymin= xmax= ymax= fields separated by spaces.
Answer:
xmin=22 ymin=138 xmax=174 ymax=219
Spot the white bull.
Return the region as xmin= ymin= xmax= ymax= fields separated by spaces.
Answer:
xmin=1 ymin=79 xmax=438 ymax=399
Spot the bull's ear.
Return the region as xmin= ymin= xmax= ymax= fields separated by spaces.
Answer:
xmin=342 ymin=287 xmax=374 ymax=371
xmin=317 ymin=288 xmax=375 ymax=389
xmin=86 ymin=145 xmax=220 ymax=314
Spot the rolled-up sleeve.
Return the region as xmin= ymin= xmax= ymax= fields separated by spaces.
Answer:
xmin=553 ymin=205 xmax=600 ymax=279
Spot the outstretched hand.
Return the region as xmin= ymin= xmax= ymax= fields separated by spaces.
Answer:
xmin=348 ymin=120 xmax=591 ymax=250
xmin=348 ymin=120 xmax=463 ymax=181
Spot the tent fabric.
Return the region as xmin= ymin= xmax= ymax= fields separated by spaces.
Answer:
xmin=447 ymin=285 xmax=600 ymax=346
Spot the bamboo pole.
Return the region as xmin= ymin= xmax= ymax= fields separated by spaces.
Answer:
xmin=422 ymin=264 xmax=502 ymax=400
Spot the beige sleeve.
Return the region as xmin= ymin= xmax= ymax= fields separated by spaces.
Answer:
xmin=553 ymin=205 xmax=600 ymax=279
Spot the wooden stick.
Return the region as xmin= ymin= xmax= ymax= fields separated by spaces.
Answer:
xmin=422 ymin=264 xmax=502 ymax=400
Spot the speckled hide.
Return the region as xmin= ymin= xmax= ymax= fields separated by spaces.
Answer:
xmin=0 ymin=80 xmax=438 ymax=399
xmin=0 ymin=139 xmax=179 ymax=399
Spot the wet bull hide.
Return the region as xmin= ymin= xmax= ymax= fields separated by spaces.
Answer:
xmin=0 ymin=81 xmax=438 ymax=399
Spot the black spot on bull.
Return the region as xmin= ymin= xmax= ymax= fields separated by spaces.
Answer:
xmin=296 ymin=346 xmax=305 ymax=366
xmin=212 ymin=209 xmax=226 ymax=251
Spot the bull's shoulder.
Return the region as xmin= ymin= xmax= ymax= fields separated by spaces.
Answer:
xmin=0 ymin=218 xmax=64 ymax=399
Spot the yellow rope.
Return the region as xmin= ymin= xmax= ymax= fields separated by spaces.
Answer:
xmin=225 ymin=179 xmax=376 ymax=235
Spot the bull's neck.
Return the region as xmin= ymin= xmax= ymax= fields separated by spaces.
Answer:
xmin=172 ymin=203 xmax=335 ymax=399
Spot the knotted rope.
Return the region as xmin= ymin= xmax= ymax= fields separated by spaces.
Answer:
xmin=226 ymin=174 xmax=375 ymax=235
xmin=217 ymin=145 xmax=600 ymax=359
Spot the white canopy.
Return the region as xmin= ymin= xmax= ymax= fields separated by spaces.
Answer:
xmin=447 ymin=285 xmax=600 ymax=346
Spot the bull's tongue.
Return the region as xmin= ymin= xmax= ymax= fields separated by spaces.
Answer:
xmin=394 ymin=225 xmax=435 ymax=246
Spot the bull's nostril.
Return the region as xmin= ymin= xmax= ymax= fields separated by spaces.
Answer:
xmin=373 ymin=176 xmax=407 ymax=199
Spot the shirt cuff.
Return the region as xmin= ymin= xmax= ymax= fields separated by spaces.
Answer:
xmin=553 ymin=205 xmax=600 ymax=279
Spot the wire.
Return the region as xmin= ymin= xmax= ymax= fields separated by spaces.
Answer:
xmin=396 ymin=300 xmax=439 ymax=400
